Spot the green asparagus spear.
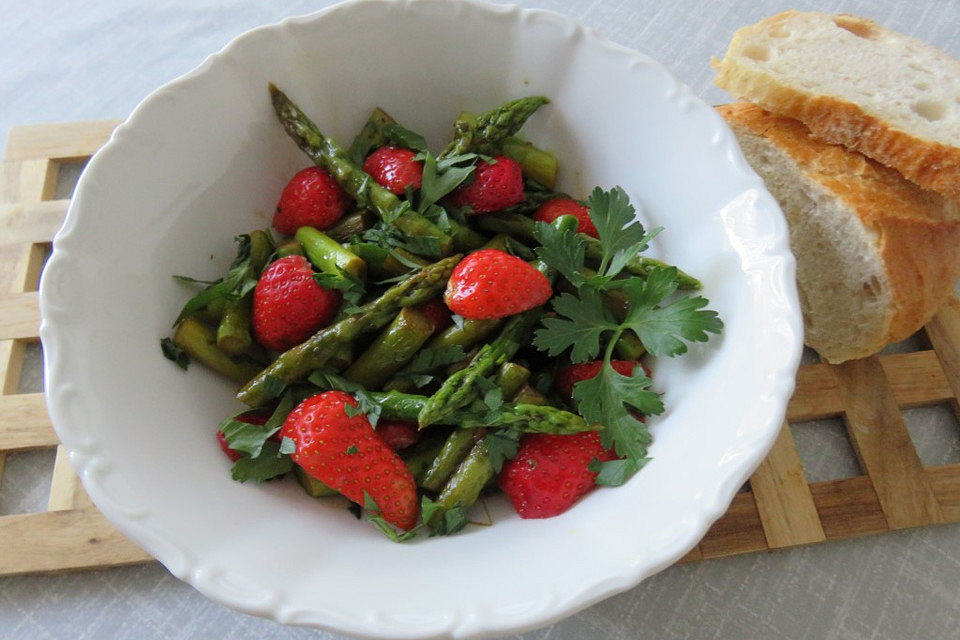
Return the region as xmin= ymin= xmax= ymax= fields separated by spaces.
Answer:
xmin=441 ymin=96 xmax=549 ymax=158
xmin=269 ymin=85 xmax=454 ymax=255
xmin=343 ymin=308 xmax=435 ymax=388
xmin=347 ymin=107 xmax=396 ymax=165
xmin=417 ymin=310 xmax=543 ymax=428
xmin=511 ymin=384 xmax=549 ymax=406
xmin=295 ymin=226 xmax=366 ymax=279
xmin=493 ymin=362 xmax=530 ymax=401
xmin=382 ymin=317 xmax=502 ymax=392
xmin=237 ymin=255 xmax=460 ymax=407
xmin=428 ymin=440 xmax=494 ymax=527
xmin=295 ymin=466 xmax=338 ymax=497
xmin=217 ymin=230 xmax=273 ymax=355
xmin=420 ymin=428 xmax=480 ymax=492
xmin=401 ymin=436 xmax=446 ymax=485
xmin=324 ymin=210 xmax=374 ymax=242
xmin=275 ymin=239 xmax=304 ymax=258
xmin=453 ymin=111 xmax=557 ymax=187
xmin=173 ymin=317 xmax=261 ymax=383
xmin=349 ymin=243 xmax=428 ymax=279
xmin=192 ymin=297 xmax=227 ymax=324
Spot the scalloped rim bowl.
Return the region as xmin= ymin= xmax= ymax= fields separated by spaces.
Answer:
xmin=39 ymin=1 xmax=802 ymax=638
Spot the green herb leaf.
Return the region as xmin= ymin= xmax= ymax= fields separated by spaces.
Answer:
xmin=483 ymin=427 xmax=521 ymax=473
xmin=173 ymin=234 xmax=258 ymax=326
xmin=533 ymin=289 xmax=618 ymax=362
xmin=221 ymin=392 xmax=296 ymax=457
xmin=308 ymin=370 xmax=382 ymax=427
xmin=259 ymin=374 xmax=286 ymax=402
xmin=432 ymin=505 xmax=469 ymax=536
xmin=418 ymin=152 xmax=477 ymax=213
xmin=230 ymin=440 xmax=293 ymax=483
xmin=588 ymin=457 xmax=646 ymax=486
xmin=363 ymin=491 xmax=417 ymax=542
xmin=619 ymin=268 xmax=724 ymax=357
xmin=420 ymin=495 xmax=442 ymax=525
xmin=533 ymin=219 xmax=586 ymax=286
xmin=393 ymin=345 xmax=467 ymax=387
xmin=502 ymin=236 xmax=536 ymax=261
xmin=279 ymin=436 xmax=296 ymax=455
xmin=159 ymin=337 xmax=189 ymax=370
xmin=313 ymin=267 xmax=367 ymax=314
xmin=346 ymin=444 xmax=358 ymax=455
xmin=586 ymin=186 xmax=657 ymax=279
xmin=382 ymin=123 xmax=429 ymax=153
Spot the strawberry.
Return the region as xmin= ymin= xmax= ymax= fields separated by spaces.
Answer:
xmin=534 ymin=198 xmax=598 ymax=238
xmin=273 ymin=166 xmax=349 ymax=235
xmin=252 ymin=255 xmax=340 ymax=351
xmin=216 ymin=412 xmax=270 ymax=462
xmin=447 ymin=156 xmax=524 ymax=214
xmin=498 ymin=431 xmax=617 ymax=518
xmin=375 ymin=419 xmax=421 ymax=450
xmin=555 ymin=360 xmax=649 ymax=402
xmin=444 ymin=249 xmax=552 ymax=319
xmin=281 ymin=391 xmax=418 ymax=530
xmin=416 ymin=298 xmax=453 ymax=332
xmin=362 ymin=146 xmax=424 ymax=195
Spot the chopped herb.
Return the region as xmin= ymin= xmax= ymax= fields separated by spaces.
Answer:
xmin=159 ymin=337 xmax=189 ymax=370
xmin=346 ymin=445 xmax=358 ymax=455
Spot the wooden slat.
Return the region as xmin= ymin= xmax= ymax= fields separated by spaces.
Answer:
xmin=926 ymin=298 xmax=960 ymax=419
xmin=750 ymin=422 xmax=825 ymax=548
xmin=15 ymin=158 xmax=58 ymax=204
xmin=3 ymin=120 xmax=121 ymax=162
xmin=881 ymin=350 xmax=955 ymax=408
xmin=0 ymin=200 xmax=67 ymax=245
xmin=48 ymin=446 xmax=92 ymax=511
xmin=0 ymin=393 xmax=56 ymax=451
xmin=787 ymin=363 xmax=843 ymax=421
xmin=698 ymin=493 xmax=768 ymax=559
xmin=927 ymin=463 xmax=960 ymax=521
xmin=834 ymin=357 xmax=944 ymax=529
xmin=0 ymin=509 xmax=151 ymax=575
xmin=810 ymin=475 xmax=889 ymax=540
xmin=0 ymin=292 xmax=40 ymax=340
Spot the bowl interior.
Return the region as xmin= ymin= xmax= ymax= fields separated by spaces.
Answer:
xmin=40 ymin=1 xmax=801 ymax=637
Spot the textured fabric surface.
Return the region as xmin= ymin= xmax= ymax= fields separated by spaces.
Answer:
xmin=2 ymin=1 xmax=960 ymax=638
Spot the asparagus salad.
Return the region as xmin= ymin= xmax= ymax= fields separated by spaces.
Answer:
xmin=160 ymin=85 xmax=722 ymax=539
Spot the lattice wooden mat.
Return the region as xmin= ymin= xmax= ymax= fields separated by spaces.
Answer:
xmin=0 ymin=121 xmax=958 ymax=576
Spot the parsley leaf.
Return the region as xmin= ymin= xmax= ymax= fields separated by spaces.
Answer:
xmin=586 ymin=186 xmax=658 ymax=280
xmin=619 ymin=268 xmax=723 ymax=357
xmin=363 ymin=492 xmax=417 ymax=542
xmin=313 ymin=267 xmax=366 ymax=313
xmin=483 ymin=427 xmax=521 ymax=473
xmin=382 ymin=123 xmax=429 ymax=153
xmin=533 ymin=220 xmax=586 ymax=286
xmin=418 ymin=152 xmax=477 ymax=213
xmin=432 ymin=505 xmax=469 ymax=536
xmin=221 ymin=392 xmax=296 ymax=457
xmin=588 ymin=457 xmax=647 ymax=487
xmin=173 ymin=234 xmax=259 ymax=326
xmin=230 ymin=440 xmax=293 ymax=483
xmin=160 ymin=338 xmax=189 ymax=370
xmin=533 ymin=289 xmax=618 ymax=362
xmin=392 ymin=345 xmax=467 ymax=387
xmin=362 ymin=224 xmax=443 ymax=260
xmin=308 ymin=370 xmax=382 ymax=427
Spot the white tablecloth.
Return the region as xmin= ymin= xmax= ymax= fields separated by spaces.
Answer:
xmin=2 ymin=1 xmax=960 ymax=638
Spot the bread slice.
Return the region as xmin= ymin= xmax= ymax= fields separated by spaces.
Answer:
xmin=713 ymin=11 xmax=960 ymax=199
xmin=717 ymin=102 xmax=960 ymax=363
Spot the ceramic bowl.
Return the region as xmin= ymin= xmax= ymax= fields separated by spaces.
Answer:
xmin=39 ymin=1 xmax=803 ymax=637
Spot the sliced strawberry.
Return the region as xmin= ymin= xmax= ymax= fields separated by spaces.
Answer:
xmin=375 ymin=420 xmax=421 ymax=450
xmin=362 ymin=146 xmax=424 ymax=195
xmin=534 ymin=198 xmax=598 ymax=238
xmin=252 ymin=255 xmax=340 ymax=351
xmin=273 ymin=166 xmax=349 ymax=235
xmin=447 ymin=156 xmax=524 ymax=214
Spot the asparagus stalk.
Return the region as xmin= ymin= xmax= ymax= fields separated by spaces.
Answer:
xmin=475 ymin=211 xmax=702 ymax=290
xmin=382 ymin=317 xmax=502 ymax=393
xmin=349 ymin=243 xmax=428 ymax=280
xmin=441 ymin=96 xmax=549 ymax=158
xmin=275 ymin=239 xmax=304 ymax=258
xmin=237 ymin=255 xmax=460 ymax=407
xmin=216 ymin=230 xmax=273 ymax=355
xmin=400 ymin=437 xmax=446 ymax=485
xmin=493 ymin=362 xmax=530 ymax=402
xmin=428 ymin=440 xmax=495 ymax=527
xmin=511 ymin=384 xmax=550 ymax=406
xmin=173 ymin=317 xmax=261 ymax=383
xmin=295 ymin=226 xmax=366 ymax=279
xmin=417 ymin=310 xmax=542 ymax=428
xmin=325 ymin=210 xmax=375 ymax=242
xmin=295 ymin=466 xmax=338 ymax=497
xmin=343 ymin=308 xmax=435 ymax=388
xmin=347 ymin=107 xmax=397 ymax=165
xmin=269 ymin=84 xmax=454 ymax=255
xmin=420 ymin=428 xmax=480 ymax=493
xmin=452 ymin=111 xmax=557 ymax=187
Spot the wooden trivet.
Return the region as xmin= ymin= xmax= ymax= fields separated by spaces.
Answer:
xmin=0 ymin=121 xmax=958 ymax=575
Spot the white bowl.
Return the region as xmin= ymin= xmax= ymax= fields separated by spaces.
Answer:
xmin=39 ymin=1 xmax=803 ymax=637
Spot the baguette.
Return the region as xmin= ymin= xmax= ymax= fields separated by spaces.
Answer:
xmin=717 ymin=102 xmax=960 ymax=363
xmin=713 ymin=11 xmax=960 ymax=199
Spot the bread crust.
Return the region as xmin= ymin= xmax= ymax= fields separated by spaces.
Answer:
xmin=718 ymin=102 xmax=960 ymax=361
xmin=714 ymin=11 xmax=960 ymax=199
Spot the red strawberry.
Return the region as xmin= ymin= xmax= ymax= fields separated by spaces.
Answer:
xmin=281 ymin=391 xmax=418 ymax=530
xmin=555 ymin=360 xmax=648 ymax=402
xmin=362 ymin=146 xmax=424 ymax=195
xmin=273 ymin=167 xmax=349 ymax=235
xmin=375 ymin=420 xmax=421 ymax=450
xmin=216 ymin=412 xmax=270 ymax=462
xmin=534 ymin=198 xmax=598 ymax=238
xmin=444 ymin=249 xmax=552 ymax=319
xmin=252 ymin=255 xmax=340 ymax=351
xmin=447 ymin=156 xmax=524 ymax=214
xmin=498 ymin=431 xmax=617 ymax=518
xmin=416 ymin=298 xmax=453 ymax=332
